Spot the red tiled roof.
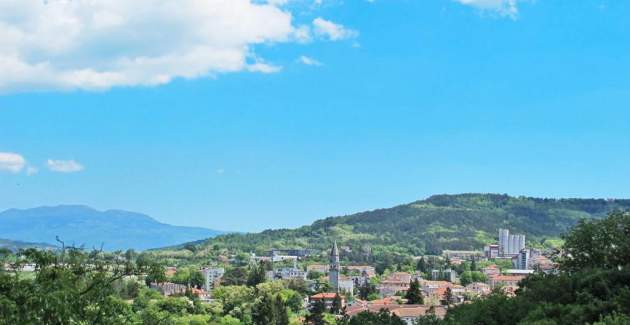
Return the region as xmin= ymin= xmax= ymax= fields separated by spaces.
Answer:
xmin=310 ymin=293 xmax=339 ymax=299
xmin=491 ymin=275 xmax=525 ymax=281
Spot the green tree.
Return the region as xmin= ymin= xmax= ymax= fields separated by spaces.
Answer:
xmin=252 ymin=294 xmax=276 ymax=325
xmin=444 ymin=287 xmax=453 ymax=305
xmin=342 ymin=310 xmax=406 ymax=325
xmin=405 ymin=279 xmax=424 ymax=304
xmin=306 ymin=299 xmax=326 ymax=325
xmin=0 ymin=247 xmax=145 ymax=324
xmin=247 ymin=261 xmax=267 ymax=287
xmin=331 ymin=293 xmax=342 ymax=314
xmin=417 ymin=257 xmax=427 ymax=273
xmin=274 ymin=294 xmax=290 ymax=325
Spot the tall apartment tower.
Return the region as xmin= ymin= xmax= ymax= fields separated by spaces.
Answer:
xmin=499 ymin=229 xmax=510 ymax=256
xmin=329 ymin=241 xmax=340 ymax=292
xmin=517 ymin=249 xmax=530 ymax=270
xmin=517 ymin=235 xmax=526 ymax=254
xmin=510 ymin=235 xmax=519 ymax=255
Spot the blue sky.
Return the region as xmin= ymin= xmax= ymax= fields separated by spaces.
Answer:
xmin=1 ymin=0 xmax=629 ymax=232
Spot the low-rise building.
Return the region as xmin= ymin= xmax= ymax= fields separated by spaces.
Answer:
xmin=344 ymin=265 xmax=376 ymax=278
xmin=487 ymin=274 xmax=526 ymax=289
xmin=307 ymin=264 xmax=329 ymax=274
xmin=346 ymin=301 xmax=447 ymax=325
xmin=150 ymin=282 xmax=187 ymax=297
xmin=465 ymin=282 xmax=491 ymax=296
xmin=378 ymin=272 xmax=414 ymax=296
xmin=272 ymin=267 xmax=307 ymax=281
xmin=484 ymin=244 xmax=500 ymax=259
xmin=481 ymin=264 xmax=500 ymax=277
xmin=309 ymin=293 xmax=346 ymax=310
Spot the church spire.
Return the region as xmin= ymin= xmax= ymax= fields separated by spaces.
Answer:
xmin=330 ymin=240 xmax=339 ymax=262
xmin=329 ymin=240 xmax=340 ymax=292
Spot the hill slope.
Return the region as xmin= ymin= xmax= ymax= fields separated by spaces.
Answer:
xmin=193 ymin=194 xmax=630 ymax=257
xmin=0 ymin=205 xmax=223 ymax=251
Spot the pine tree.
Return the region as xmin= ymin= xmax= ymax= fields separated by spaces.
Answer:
xmin=444 ymin=287 xmax=453 ymax=305
xmin=274 ymin=294 xmax=290 ymax=325
xmin=416 ymin=257 xmax=427 ymax=273
xmin=247 ymin=261 xmax=267 ymax=287
xmin=331 ymin=293 xmax=342 ymax=314
xmin=252 ymin=294 xmax=276 ymax=325
xmin=405 ymin=279 xmax=424 ymax=304
xmin=470 ymin=258 xmax=477 ymax=272
xmin=306 ymin=299 xmax=327 ymax=325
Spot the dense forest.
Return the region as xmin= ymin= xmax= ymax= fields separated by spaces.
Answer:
xmin=171 ymin=194 xmax=630 ymax=259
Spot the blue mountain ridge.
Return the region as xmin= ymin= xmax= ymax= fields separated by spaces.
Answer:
xmin=0 ymin=205 xmax=223 ymax=251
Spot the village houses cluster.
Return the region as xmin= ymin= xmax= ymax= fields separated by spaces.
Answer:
xmin=149 ymin=229 xmax=556 ymax=324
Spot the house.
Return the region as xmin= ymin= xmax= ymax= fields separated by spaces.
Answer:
xmin=345 ymin=265 xmax=376 ymax=278
xmin=309 ymin=293 xmax=346 ymax=310
xmin=481 ymin=264 xmax=500 ymax=277
xmin=378 ymin=272 xmax=413 ymax=296
xmin=164 ymin=266 xmax=178 ymax=277
xmin=487 ymin=274 xmax=526 ymax=289
xmin=346 ymin=301 xmax=447 ymax=325
xmin=338 ymin=276 xmax=355 ymax=294
xmin=442 ymin=250 xmax=483 ymax=260
xmin=503 ymin=269 xmax=534 ymax=276
xmin=150 ymin=282 xmax=187 ymax=296
xmin=465 ymin=282 xmax=491 ymax=296
xmin=270 ymin=249 xmax=318 ymax=258
xmin=271 ymin=267 xmax=307 ymax=281
xmin=307 ymin=264 xmax=329 ymax=274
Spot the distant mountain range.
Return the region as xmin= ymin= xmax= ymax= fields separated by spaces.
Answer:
xmin=184 ymin=194 xmax=630 ymax=257
xmin=0 ymin=238 xmax=57 ymax=252
xmin=0 ymin=206 xmax=224 ymax=251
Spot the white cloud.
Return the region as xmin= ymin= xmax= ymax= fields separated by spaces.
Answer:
xmin=313 ymin=17 xmax=358 ymax=41
xmin=298 ymin=55 xmax=322 ymax=66
xmin=46 ymin=159 xmax=84 ymax=173
xmin=0 ymin=0 xmax=315 ymax=92
xmin=26 ymin=166 xmax=38 ymax=176
xmin=0 ymin=152 xmax=26 ymax=173
xmin=455 ymin=0 xmax=520 ymax=19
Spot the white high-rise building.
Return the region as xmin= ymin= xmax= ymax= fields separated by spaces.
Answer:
xmin=498 ymin=229 xmax=526 ymax=256
xmin=499 ymin=229 xmax=510 ymax=256
xmin=516 ymin=249 xmax=530 ymax=270
xmin=517 ymin=235 xmax=526 ymax=253
xmin=201 ymin=267 xmax=225 ymax=292
xmin=509 ymin=235 xmax=517 ymax=254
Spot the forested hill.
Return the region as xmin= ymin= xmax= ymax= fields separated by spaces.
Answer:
xmin=186 ymin=194 xmax=630 ymax=257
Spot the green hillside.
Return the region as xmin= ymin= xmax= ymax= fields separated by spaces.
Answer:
xmin=170 ymin=194 xmax=630 ymax=259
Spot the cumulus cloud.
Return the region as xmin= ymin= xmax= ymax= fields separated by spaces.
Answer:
xmin=455 ymin=0 xmax=520 ymax=19
xmin=47 ymin=159 xmax=84 ymax=173
xmin=0 ymin=152 xmax=26 ymax=173
xmin=298 ymin=55 xmax=322 ymax=66
xmin=0 ymin=0 xmax=321 ymax=92
xmin=313 ymin=17 xmax=358 ymax=41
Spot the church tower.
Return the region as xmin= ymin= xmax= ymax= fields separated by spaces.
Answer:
xmin=329 ymin=241 xmax=340 ymax=292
